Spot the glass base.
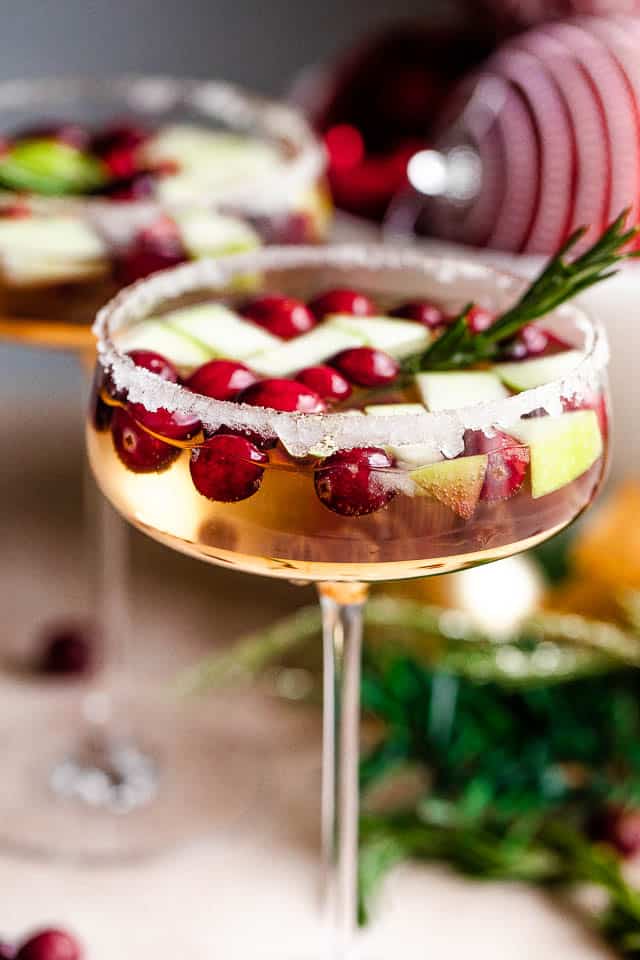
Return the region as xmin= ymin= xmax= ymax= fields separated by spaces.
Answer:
xmin=0 ymin=690 xmax=262 ymax=863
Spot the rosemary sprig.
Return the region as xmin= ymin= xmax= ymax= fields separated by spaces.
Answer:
xmin=403 ymin=210 xmax=639 ymax=374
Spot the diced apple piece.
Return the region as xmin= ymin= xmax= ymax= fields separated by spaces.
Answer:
xmin=416 ymin=371 xmax=509 ymax=411
xmin=173 ymin=210 xmax=260 ymax=259
xmin=495 ymin=350 xmax=585 ymax=391
xmin=510 ymin=409 xmax=603 ymax=498
xmin=116 ymin=320 xmax=211 ymax=368
xmin=364 ymin=402 xmax=442 ymax=467
xmin=410 ymin=454 xmax=488 ymax=519
xmin=167 ymin=303 xmax=281 ymax=359
xmin=249 ymin=326 xmax=362 ymax=377
xmin=326 ymin=314 xmax=431 ymax=358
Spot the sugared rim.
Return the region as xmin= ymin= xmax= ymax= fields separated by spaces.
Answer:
xmin=93 ymin=244 xmax=610 ymax=458
xmin=0 ymin=74 xmax=326 ymax=213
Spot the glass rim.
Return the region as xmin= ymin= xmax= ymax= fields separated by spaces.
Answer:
xmin=93 ymin=244 xmax=610 ymax=458
xmin=0 ymin=73 xmax=326 ymax=212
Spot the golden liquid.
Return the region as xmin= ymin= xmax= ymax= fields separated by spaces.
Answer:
xmin=87 ymin=421 xmax=605 ymax=584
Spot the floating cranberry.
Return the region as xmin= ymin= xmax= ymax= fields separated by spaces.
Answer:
xmin=391 ymin=300 xmax=449 ymax=329
xmin=466 ymin=304 xmax=495 ymax=333
xmin=295 ymin=365 xmax=352 ymax=404
xmin=111 ymin=407 xmax=180 ymax=473
xmin=186 ymin=360 xmax=257 ymax=401
xmin=91 ymin=122 xmax=150 ymax=156
xmin=14 ymin=123 xmax=89 ymax=150
xmin=127 ymin=349 xmax=179 ymax=383
xmin=330 ymin=347 xmax=399 ymax=387
xmin=309 ymin=288 xmax=377 ymax=319
xmin=464 ymin=429 xmax=529 ymax=501
xmin=127 ymin=403 xmax=201 ymax=441
xmin=315 ymin=447 xmax=396 ymax=517
xmin=16 ymin=929 xmax=81 ymax=960
xmin=240 ymin=294 xmax=316 ymax=340
xmin=238 ymin=378 xmax=326 ymax=413
xmin=115 ymin=217 xmax=187 ymax=285
xmin=500 ymin=324 xmax=573 ymax=361
xmin=190 ymin=434 xmax=268 ymax=502
xmin=89 ymin=367 xmax=114 ymax=432
xmin=589 ymin=806 xmax=640 ymax=859
xmin=98 ymin=170 xmax=156 ymax=201
xmin=37 ymin=623 xmax=94 ymax=677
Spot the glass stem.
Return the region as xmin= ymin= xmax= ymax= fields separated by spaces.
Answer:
xmin=318 ymin=581 xmax=368 ymax=953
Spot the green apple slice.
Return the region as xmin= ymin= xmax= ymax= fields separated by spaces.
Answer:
xmin=249 ymin=326 xmax=362 ymax=377
xmin=510 ymin=409 xmax=603 ymax=498
xmin=116 ymin=320 xmax=212 ymax=368
xmin=173 ymin=210 xmax=260 ymax=259
xmin=327 ymin=314 xmax=430 ymax=358
xmin=0 ymin=217 xmax=109 ymax=283
xmin=364 ymin=402 xmax=441 ymax=467
xmin=167 ymin=303 xmax=280 ymax=360
xmin=410 ymin=455 xmax=488 ymax=519
xmin=416 ymin=371 xmax=509 ymax=411
xmin=495 ymin=350 xmax=584 ymax=391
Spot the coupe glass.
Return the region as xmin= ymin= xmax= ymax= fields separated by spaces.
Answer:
xmin=88 ymin=245 xmax=609 ymax=949
xmin=0 ymin=76 xmax=328 ymax=860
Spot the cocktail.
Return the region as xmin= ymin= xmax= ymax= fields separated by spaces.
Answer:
xmin=88 ymin=235 xmax=614 ymax=948
xmin=0 ymin=75 xmax=328 ymax=859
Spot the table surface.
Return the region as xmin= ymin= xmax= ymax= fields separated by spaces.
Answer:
xmin=0 ymin=277 xmax=616 ymax=958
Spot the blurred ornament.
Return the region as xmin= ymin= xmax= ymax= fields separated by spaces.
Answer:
xmin=471 ymin=0 xmax=640 ymax=29
xmin=307 ymin=20 xmax=497 ymax=220
xmin=393 ymin=15 xmax=640 ymax=254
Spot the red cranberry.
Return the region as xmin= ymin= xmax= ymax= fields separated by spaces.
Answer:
xmin=240 ymin=294 xmax=316 ymax=340
xmin=466 ymin=305 xmax=495 ymax=333
xmin=14 ymin=123 xmax=89 ymax=150
xmin=190 ymin=434 xmax=268 ymax=502
xmin=238 ymin=379 xmax=326 ymax=413
xmin=111 ymin=407 xmax=180 ymax=473
xmin=589 ymin=806 xmax=640 ymax=858
xmin=500 ymin=325 xmax=573 ymax=361
xmin=91 ymin=122 xmax=150 ymax=156
xmin=16 ymin=929 xmax=81 ymax=960
xmin=127 ymin=403 xmax=201 ymax=441
xmin=115 ymin=217 xmax=187 ymax=285
xmin=330 ymin=347 xmax=399 ymax=387
xmin=37 ymin=623 xmax=94 ymax=677
xmin=391 ymin=300 xmax=449 ymax=329
xmin=295 ymin=365 xmax=352 ymax=404
xmin=309 ymin=288 xmax=377 ymax=319
xmin=99 ymin=170 xmax=156 ymax=201
xmin=127 ymin=349 xmax=179 ymax=383
xmin=315 ymin=447 xmax=397 ymax=517
xmin=464 ymin=429 xmax=529 ymax=501
xmin=89 ymin=367 xmax=114 ymax=432
xmin=186 ymin=360 xmax=257 ymax=401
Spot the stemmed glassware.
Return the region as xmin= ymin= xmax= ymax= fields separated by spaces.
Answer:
xmin=0 ymin=75 xmax=328 ymax=859
xmin=87 ymin=244 xmax=610 ymax=947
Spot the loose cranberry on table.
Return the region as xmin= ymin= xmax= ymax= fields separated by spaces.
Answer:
xmin=295 ymin=365 xmax=352 ymax=403
xmin=37 ymin=623 xmax=93 ymax=677
xmin=464 ymin=429 xmax=529 ymax=501
xmin=391 ymin=300 xmax=449 ymax=329
xmin=16 ymin=929 xmax=81 ymax=960
xmin=240 ymin=294 xmax=316 ymax=340
xmin=111 ymin=407 xmax=180 ymax=473
xmin=115 ymin=217 xmax=187 ymax=285
xmin=315 ymin=447 xmax=396 ymax=517
xmin=309 ymin=288 xmax=377 ymax=319
xmin=330 ymin=346 xmax=399 ymax=387
xmin=190 ymin=434 xmax=268 ymax=502
xmin=238 ymin=378 xmax=326 ymax=413
xmin=186 ymin=360 xmax=257 ymax=401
